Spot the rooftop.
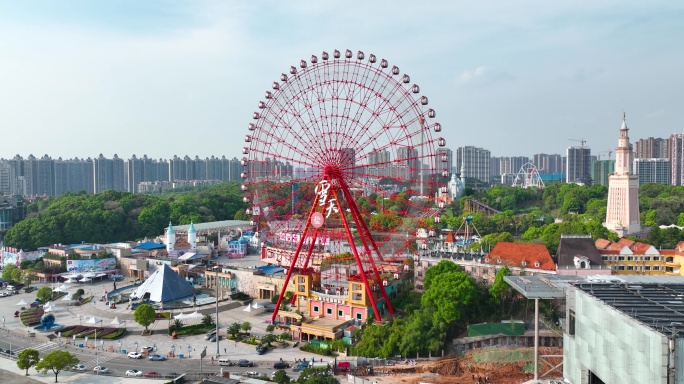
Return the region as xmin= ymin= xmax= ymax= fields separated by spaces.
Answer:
xmin=487 ymin=242 xmax=555 ymax=271
xmin=576 ymin=276 xmax=684 ymax=337
xmin=169 ymin=220 xmax=251 ymax=235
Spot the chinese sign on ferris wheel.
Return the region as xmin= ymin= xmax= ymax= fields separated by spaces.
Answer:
xmin=315 ymin=180 xmax=339 ymax=218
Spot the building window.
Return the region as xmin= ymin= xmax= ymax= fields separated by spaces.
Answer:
xmin=654 ymin=266 xmax=660 ymax=271
xmin=326 ymin=308 xmax=332 ymax=315
xmin=356 ymin=312 xmax=362 ymax=320
xmin=338 ymin=310 xmax=344 ymax=317
xmin=618 ymin=266 xmax=625 ymax=270
xmin=417 ymin=271 xmax=423 ymax=277
xmin=313 ymin=306 xmax=319 ymax=313
xmin=627 ymin=266 xmax=634 ymax=271
xmin=644 ymin=266 xmax=651 ymax=271
xmin=627 ymin=256 xmax=634 ymax=261
xmin=415 ymin=284 xmax=424 ymax=290
xmin=569 ymin=310 xmax=576 ymax=337
xmin=644 ymin=257 xmax=651 ymax=261
xmin=534 ymin=262 xmax=540 ymax=268
xmin=653 ymin=257 xmax=661 ymax=261
xmin=666 ymin=257 xmax=674 ymax=263
xmin=601 ymin=256 xmax=608 ymax=261
xmin=618 ymin=256 xmax=625 ymax=261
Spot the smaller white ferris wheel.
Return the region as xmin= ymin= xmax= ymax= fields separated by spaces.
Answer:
xmin=512 ymin=162 xmax=545 ymax=189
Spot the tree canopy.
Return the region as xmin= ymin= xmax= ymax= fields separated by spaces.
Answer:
xmin=35 ymin=350 xmax=79 ymax=383
xmin=16 ymin=348 xmax=39 ymax=376
xmin=133 ymin=304 xmax=156 ymax=332
xmin=4 ymin=182 xmax=247 ymax=250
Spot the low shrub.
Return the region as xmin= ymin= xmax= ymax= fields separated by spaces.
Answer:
xmin=300 ymin=342 xmax=333 ymax=356
xmin=101 ymin=329 xmax=127 ymax=340
xmin=167 ymin=323 xmax=214 ymax=336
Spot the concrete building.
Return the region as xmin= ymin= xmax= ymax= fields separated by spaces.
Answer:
xmin=605 ymin=114 xmax=641 ymax=236
xmin=564 ymin=279 xmax=684 ymax=384
xmin=566 ymin=147 xmax=592 ymax=184
xmin=500 ymin=156 xmax=530 ymax=175
xmin=556 ymin=235 xmax=611 ymax=276
xmin=93 ymin=154 xmax=125 ymax=193
xmin=670 ymin=134 xmax=684 ymax=186
xmin=596 ymin=238 xmax=664 ymax=275
xmin=489 ymin=156 xmax=502 ymax=180
xmin=534 ymin=153 xmax=564 ymax=175
xmin=591 ymin=159 xmax=615 ymax=186
xmin=436 ymin=148 xmax=454 ymax=174
xmin=635 ymin=137 xmax=669 ymax=159
xmin=635 ymin=158 xmax=671 ymax=186
xmin=455 ymin=146 xmax=490 ymax=183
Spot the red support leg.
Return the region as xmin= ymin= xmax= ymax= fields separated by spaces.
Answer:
xmin=331 ymin=187 xmax=383 ymax=323
xmin=338 ymin=183 xmax=395 ymax=316
xmin=271 ymin=200 xmax=319 ymax=323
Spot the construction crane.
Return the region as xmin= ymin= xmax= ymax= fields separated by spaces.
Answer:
xmin=568 ymin=138 xmax=588 ymax=183
xmin=597 ymin=150 xmax=613 ymax=160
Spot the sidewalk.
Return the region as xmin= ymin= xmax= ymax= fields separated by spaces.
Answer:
xmin=0 ymin=357 xmax=159 ymax=384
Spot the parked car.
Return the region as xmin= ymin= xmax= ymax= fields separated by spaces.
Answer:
xmin=0 ymin=292 xmax=9 ymax=297
xmin=93 ymin=366 xmax=110 ymax=374
xmin=256 ymin=345 xmax=267 ymax=355
xmin=208 ymin=334 xmax=222 ymax=342
xmin=292 ymin=361 xmax=309 ymax=372
xmin=204 ymin=329 xmax=217 ymax=340
xmin=71 ymin=364 xmax=86 ymax=372
xmin=141 ymin=346 xmax=154 ymax=353
xmin=165 ymin=372 xmax=180 ymax=378
xmin=148 ymin=354 xmax=166 ymax=361
xmin=6 ymin=285 xmax=16 ymax=291
xmin=125 ymin=370 xmax=143 ymax=377
xmin=237 ymin=359 xmax=254 ymax=367
xmin=144 ymin=371 xmax=162 ymax=378
xmin=246 ymin=371 xmax=260 ymax=378
xmin=274 ymin=361 xmax=290 ymax=369
xmin=127 ymin=351 xmax=143 ymax=359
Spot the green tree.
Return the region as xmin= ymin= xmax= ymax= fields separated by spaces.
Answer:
xmin=296 ymin=368 xmax=339 ymax=384
xmin=421 ymin=269 xmax=476 ymax=325
xmin=423 ymin=260 xmax=461 ymax=290
xmin=36 ymin=286 xmax=53 ymax=303
xmin=16 ymin=348 xmax=39 ymax=376
xmin=11 ymin=268 xmax=22 ymax=283
xmin=273 ymin=369 xmax=291 ymax=384
xmin=201 ymin=314 xmax=215 ymax=327
xmin=35 ymin=350 xmax=79 ymax=383
xmin=170 ymin=319 xmax=184 ymax=332
xmin=1 ymin=264 xmax=17 ymax=283
xmin=228 ymin=322 xmax=242 ymax=338
xmin=489 ymin=266 xmax=512 ymax=306
xmin=133 ymin=304 xmax=156 ymax=332
xmin=241 ymin=321 xmax=252 ymax=333
xmin=72 ymin=288 xmax=85 ymax=302
xmin=261 ymin=333 xmax=277 ymax=347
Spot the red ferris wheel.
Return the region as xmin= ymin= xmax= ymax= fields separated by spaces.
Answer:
xmin=242 ymin=49 xmax=447 ymax=323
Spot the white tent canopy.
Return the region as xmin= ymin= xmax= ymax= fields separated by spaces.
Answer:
xmin=54 ymin=284 xmax=71 ymax=292
xmin=187 ymin=311 xmax=203 ymax=319
xmin=65 ymin=279 xmax=78 ymax=284
xmin=16 ymin=299 xmax=28 ymax=306
xmin=61 ymin=293 xmax=73 ymax=301
xmin=83 ymin=272 xmax=97 ymax=278
xmin=86 ymin=316 xmax=102 ymax=325
xmin=242 ymin=305 xmax=253 ymax=312
xmin=173 ymin=312 xmax=189 ymax=320
xmin=79 ymin=277 xmax=92 ymax=283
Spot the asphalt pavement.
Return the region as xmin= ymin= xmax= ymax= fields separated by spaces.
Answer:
xmin=0 ymin=253 xmax=330 ymax=381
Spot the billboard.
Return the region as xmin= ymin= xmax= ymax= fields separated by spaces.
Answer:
xmin=66 ymin=258 xmax=116 ymax=272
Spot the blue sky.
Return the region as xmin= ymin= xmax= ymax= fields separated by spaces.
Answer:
xmin=0 ymin=1 xmax=682 ymax=160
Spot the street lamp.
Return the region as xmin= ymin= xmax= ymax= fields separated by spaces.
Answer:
xmin=214 ymin=264 xmax=220 ymax=357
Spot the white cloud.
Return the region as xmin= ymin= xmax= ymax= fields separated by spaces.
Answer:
xmin=456 ymin=66 xmax=515 ymax=87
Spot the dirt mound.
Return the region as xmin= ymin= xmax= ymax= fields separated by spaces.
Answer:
xmin=363 ymin=347 xmax=562 ymax=384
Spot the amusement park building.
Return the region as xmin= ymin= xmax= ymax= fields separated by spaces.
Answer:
xmin=414 ymin=241 xmax=556 ymax=291
xmin=258 ymin=244 xmax=411 ymax=341
xmin=597 ymin=238 xmax=684 ymax=276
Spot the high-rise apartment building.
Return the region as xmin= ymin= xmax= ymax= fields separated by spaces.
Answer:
xmin=635 ymin=137 xmax=669 ymax=159
xmin=533 ymin=153 xmax=564 ymax=175
xmin=455 ymin=146 xmax=490 ymax=183
xmin=55 ymin=158 xmax=94 ymax=195
xmin=670 ymin=134 xmax=684 ymax=186
xmin=605 ymin=114 xmax=640 ymax=236
xmin=93 ymin=154 xmax=125 ymax=193
xmin=396 ymin=146 xmax=419 ymax=179
xmin=436 ymin=148 xmax=454 ymax=174
xmin=635 ymin=158 xmax=671 ymax=186
xmin=591 ymin=159 xmax=615 ymax=186
xmin=566 ymin=147 xmax=592 ymax=184
xmin=500 ymin=156 xmax=530 ymax=175
xmin=489 ymin=156 xmax=502 ymax=179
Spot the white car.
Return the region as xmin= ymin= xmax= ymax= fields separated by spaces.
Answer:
xmin=127 ymin=351 xmax=143 ymax=359
xmin=71 ymin=364 xmax=86 ymax=371
xmin=93 ymin=366 xmax=109 ymax=373
xmin=125 ymin=369 xmax=143 ymax=377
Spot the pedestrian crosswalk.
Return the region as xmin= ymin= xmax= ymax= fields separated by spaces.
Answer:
xmin=81 ymin=352 xmax=118 ymax=368
xmin=15 ymin=341 xmax=59 ymax=354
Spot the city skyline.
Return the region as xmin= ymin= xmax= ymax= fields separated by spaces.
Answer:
xmin=0 ymin=1 xmax=682 ymax=159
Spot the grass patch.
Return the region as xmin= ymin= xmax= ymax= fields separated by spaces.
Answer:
xmin=101 ymin=328 xmax=127 ymax=340
xmin=168 ymin=323 xmax=214 ymax=336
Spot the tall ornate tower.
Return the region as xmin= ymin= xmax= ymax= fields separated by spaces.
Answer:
xmin=188 ymin=221 xmax=197 ymax=251
xmin=605 ymin=113 xmax=641 ymax=236
xmin=166 ymin=222 xmax=176 ymax=252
